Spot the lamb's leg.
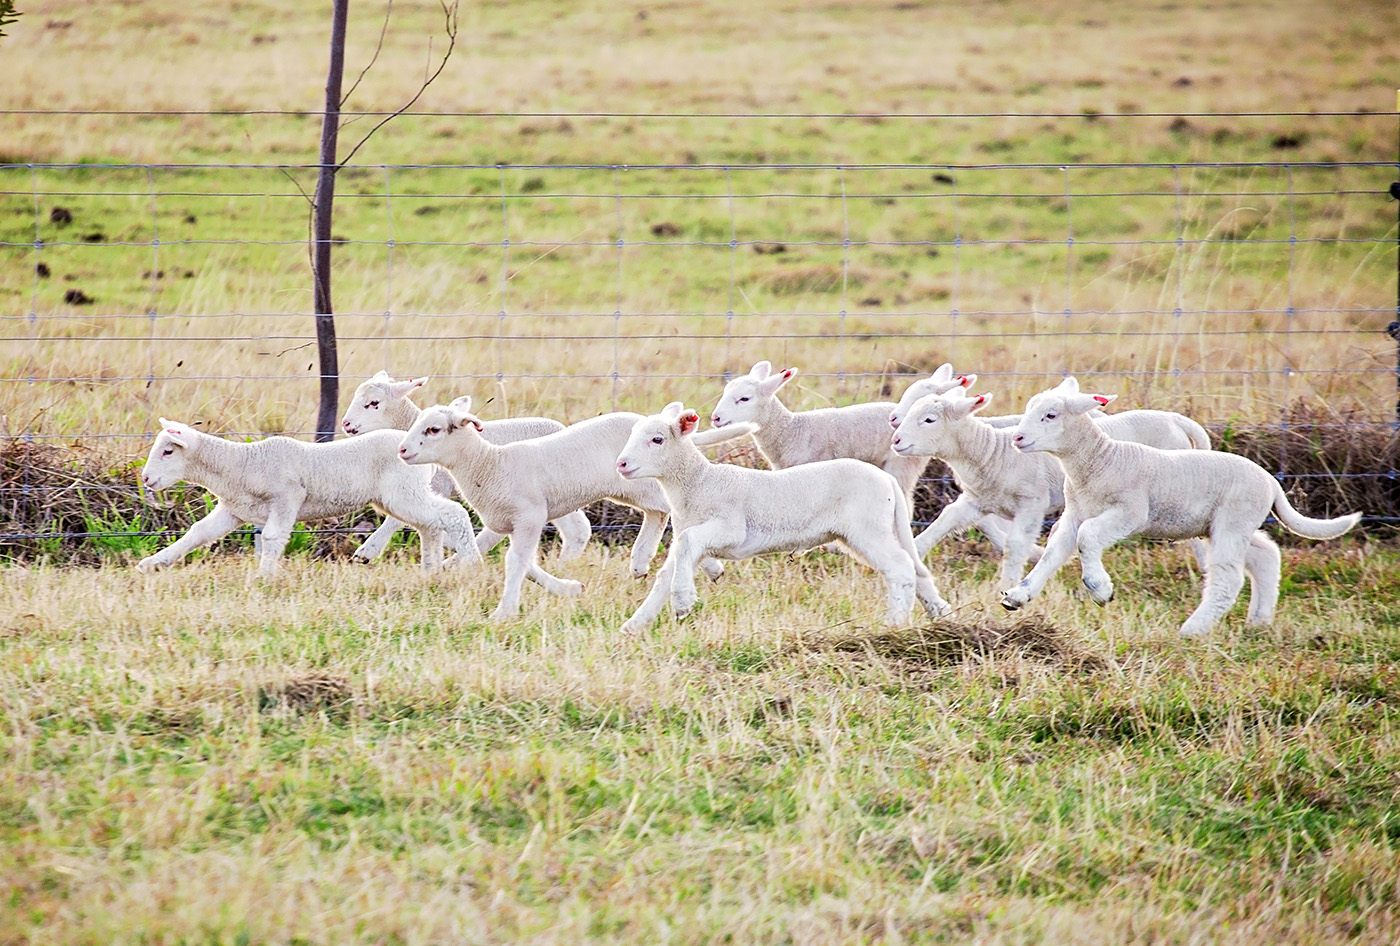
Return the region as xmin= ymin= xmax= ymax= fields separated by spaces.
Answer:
xmin=137 ymin=502 xmax=243 ymax=572
xmin=522 ymin=549 xmax=584 ymax=598
xmin=352 ymin=515 xmax=406 ymax=561
xmin=1179 ymin=530 xmax=1250 ymax=637
xmin=667 ymin=521 xmax=743 ymax=620
xmin=385 ymin=492 xmax=481 ymax=571
xmin=475 ymin=528 xmax=507 ymax=556
xmin=629 ymin=508 xmax=670 ymax=578
xmin=841 ymin=531 xmax=918 ymax=625
xmin=911 ymin=559 xmax=953 ymax=618
xmin=1001 ymin=513 xmax=1081 ymax=610
xmin=493 ymin=522 xmax=544 ymax=620
xmin=1242 ymin=530 xmax=1281 ymax=627
xmin=621 ymin=552 xmax=678 ymax=634
xmin=256 ymin=500 xmax=303 ymax=576
xmin=1000 ymin=503 xmax=1050 ymax=587
xmin=913 ymin=494 xmax=985 ymax=558
xmin=1073 ymin=506 xmax=1144 ymax=606
xmin=547 ymin=510 xmax=591 ymax=561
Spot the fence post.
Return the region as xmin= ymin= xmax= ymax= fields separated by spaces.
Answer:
xmin=311 ymin=0 xmax=349 ymax=443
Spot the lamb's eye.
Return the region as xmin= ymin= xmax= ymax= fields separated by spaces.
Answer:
xmin=367 ymin=400 xmax=379 ymax=409
xmin=162 ymin=448 xmax=174 ymax=456
xmin=427 ymin=426 xmax=440 ymax=435
xmin=1044 ymin=412 xmax=1057 ymax=421
xmin=651 ymin=435 xmax=664 ymax=445
xmin=922 ymin=416 xmax=934 ymax=424
xmin=737 ymin=396 xmax=750 ymax=403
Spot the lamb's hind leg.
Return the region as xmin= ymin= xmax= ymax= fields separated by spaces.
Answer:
xmin=1243 ymin=530 xmax=1281 ymax=627
xmin=841 ymin=532 xmax=917 ymax=626
xmin=629 ymin=508 xmax=670 ymax=578
xmin=353 ymin=515 xmax=406 ymax=561
xmin=552 ymin=510 xmax=593 ymax=562
xmin=1179 ymin=531 xmax=1249 ymax=637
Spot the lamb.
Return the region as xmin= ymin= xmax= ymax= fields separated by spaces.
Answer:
xmin=892 ymin=388 xmax=1215 ymax=584
xmin=998 ymin=378 xmax=1361 ymax=636
xmin=398 ymin=398 xmax=745 ymax=620
xmin=340 ymin=370 xmax=592 ymax=562
xmin=615 ymin=402 xmax=953 ymax=633
xmin=136 ymin=418 xmax=478 ymax=576
xmin=709 ymin=360 xmax=930 ymax=504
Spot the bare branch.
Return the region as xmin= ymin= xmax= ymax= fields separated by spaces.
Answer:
xmin=337 ymin=0 xmax=459 ymax=169
xmin=341 ymin=0 xmax=395 ymax=109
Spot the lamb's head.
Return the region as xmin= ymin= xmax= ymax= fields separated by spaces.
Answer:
xmin=888 ymin=363 xmax=974 ymax=428
xmin=1011 ymin=377 xmax=1116 ymax=454
xmin=617 ymin=401 xmax=701 ymax=480
xmin=142 ymin=418 xmax=198 ymax=492
xmin=398 ymin=395 xmax=484 ymax=465
xmin=891 ymin=390 xmax=992 ymax=457
xmin=342 ymin=370 xmax=427 ymax=435
xmin=711 ymin=359 xmax=795 ymax=428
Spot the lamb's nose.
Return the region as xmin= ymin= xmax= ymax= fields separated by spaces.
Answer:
xmin=889 ymin=416 xmax=899 ymax=428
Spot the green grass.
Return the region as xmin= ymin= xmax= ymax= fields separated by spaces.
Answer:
xmin=2 ymin=542 xmax=1399 ymax=943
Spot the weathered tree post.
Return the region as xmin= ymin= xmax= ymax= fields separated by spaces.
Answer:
xmin=311 ymin=0 xmax=349 ymax=442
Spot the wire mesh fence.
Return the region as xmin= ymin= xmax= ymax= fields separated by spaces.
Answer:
xmin=2 ymin=109 xmax=1398 ymax=553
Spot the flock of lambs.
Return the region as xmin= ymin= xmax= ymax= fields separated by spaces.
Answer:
xmin=137 ymin=361 xmax=1361 ymax=637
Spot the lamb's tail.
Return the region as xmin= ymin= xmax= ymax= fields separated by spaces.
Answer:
xmin=1271 ymin=479 xmax=1361 ymax=540
xmin=1178 ymin=416 xmax=1212 ymax=450
xmin=692 ymin=422 xmax=759 ymax=447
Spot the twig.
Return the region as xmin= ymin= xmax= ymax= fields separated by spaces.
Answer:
xmin=337 ymin=0 xmax=459 ymax=169
xmin=341 ymin=0 xmax=395 ymax=110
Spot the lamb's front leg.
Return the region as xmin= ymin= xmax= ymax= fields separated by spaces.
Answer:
xmin=492 ymin=521 xmax=545 ymax=620
xmin=257 ymin=498 xmax=305 ymax=576
xmin=1001 ymin=513 xmax=1081 ymax=610
xmin=629 ymin=509 xmax=670 ymax=578
xmin=137 ymin=502 xmax=243 ymax=572
xmin=913 ymin=494 xmax=985 ymax=558
xmin=620 ymin=552 xmax=678 ymax=634
xmin=667 ymin=521 xmax=743 ymax=620
xmin=1073 ymin=506 xmax=1145 ymax=605
xmin=1000 ymin=503 xmax=1049 ymax=587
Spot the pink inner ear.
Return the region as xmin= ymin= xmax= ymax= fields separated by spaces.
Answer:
xmin=166 ymin=428 xmax=180 ymax=434
xmin=1093 ymin=395 xmax=1110 ymax=405
xmin=957 ymin=376 xmax=969 ymax=386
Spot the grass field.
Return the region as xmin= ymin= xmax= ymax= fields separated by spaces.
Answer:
xmin=3 ymin=1 xmax=1400 ymax=943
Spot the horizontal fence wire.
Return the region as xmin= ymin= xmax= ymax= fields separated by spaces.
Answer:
xmin=1 ymin=108 xmax=1397 ymax=555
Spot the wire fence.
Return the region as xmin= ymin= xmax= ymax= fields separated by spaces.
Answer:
xmin=1 ymin=109 xmax=1398 ymax=551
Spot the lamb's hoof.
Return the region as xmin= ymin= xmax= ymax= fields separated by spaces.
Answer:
xmin=135 ymin=558 xmax=161 ymax=574
xmin=558 ymin=580 xmax=584 ymax=598
xmin=1178 ymin=619 xmax=1213 ymax=638
xmin=701 ymin=561 xmax=725 ymax=582
xmin=631 ymin=567 xmax=650 ymax=580
xmin=930 ymin=599 xmax=954 ymax=618
xmin=1000 ymin=587 xmax=1029 ymax=611
xmin=351 ymin=551 xmax=376 ymax=564
xmin=490 ymin=606 xmax=520 ymax=622
xmin=1083 ymin=578 xmax=1115 ymax=606
xmin=619 ymin=618 xmax=645 ymax=635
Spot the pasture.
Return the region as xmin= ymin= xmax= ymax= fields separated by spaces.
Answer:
xmin=2 ymin=0 xmax=1400 ymax=943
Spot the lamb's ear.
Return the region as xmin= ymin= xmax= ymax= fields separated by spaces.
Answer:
xmin=448 ymin=395 xmax=472 ymax=413
xmin=1064 ymin=393 xmax=1108 ymax=415
xmin=948 ymin=392 xmax=992 ymax=418
xmin=1052 ymin=376 xmax=1080 ymax=394
xmin=760 ymin=366 xmax=797 ymax=395
xmin=930 ymin=363 xmax=953 ymax=383
xmin=389 ymin=376 xmax=427 ymax=399
xmin=157 ymin=418 xmax=191 ymax=448
xmin=660 ymin=401 xmax=686 ymax=422
xmin=749 ymin=360 xmax=772 ymax=380
xmin=677 ymin=410 xmax=701 ymax=437
xmin=957 ymin=372 xmax=978 ymax=389
xmin=1090 ymin=393 xmax=1117 ymax=408
xmin=371 ymin=369 xmax=392 ymax=381
xmin=445 ymin=405 xmax=483 ymax=432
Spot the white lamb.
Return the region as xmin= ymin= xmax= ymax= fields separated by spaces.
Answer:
xmin=998 ymin=378 xmax=1361 ymax=637
xmin=892 ymin=388 xmax=1217 ymax=584
xmin=340 ymin=371 xmax=592 ymax=561
xmin=398 ymin=398 xmax=744 ymax=620
xmin=709 ymin=360 xmax=930 ymax=504
xmin=615 ymin=402 xmax=953 ymax=633
xmin=137 ymin=418 xmax=478 ymax=575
